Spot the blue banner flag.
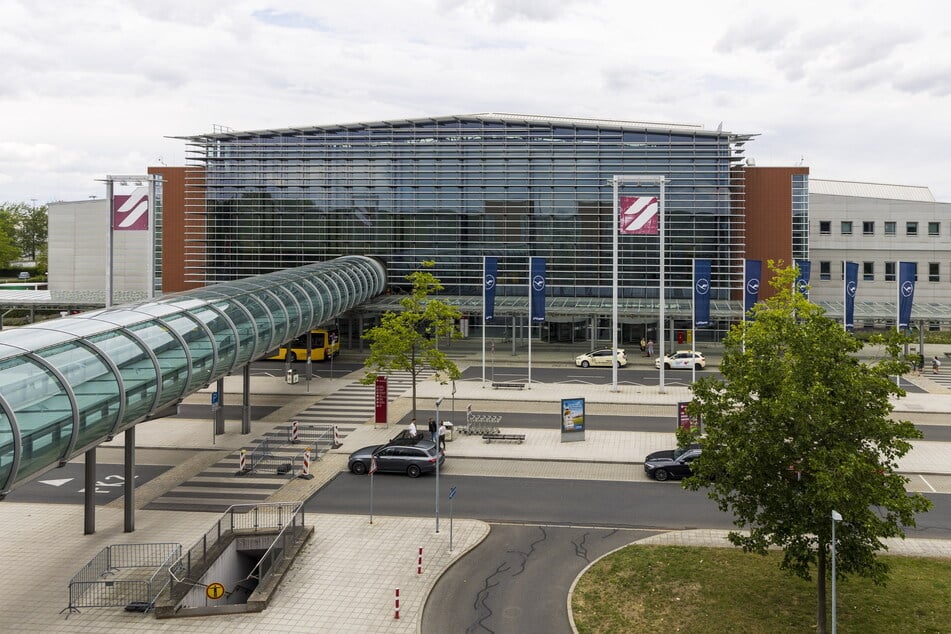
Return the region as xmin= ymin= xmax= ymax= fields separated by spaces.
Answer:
xmin=694 ymin=259 xmax=711 ymax=328
xmin=530 ymin=257 xmax=546 ymax=322
xmin=744 ymin=259 xmax=761 ymax=320
xmin=844 ymin=261 xmax=858 ymax=331
xmin=483 ymin=256 xmax=497 ymax=322
xmin=794 ymin=259 xmax=811 ymax=299
xmin=898 ymin=261 xmax=916 ymax=330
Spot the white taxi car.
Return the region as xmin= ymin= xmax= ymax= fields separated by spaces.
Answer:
xmin=655 ymin=350 xmax=706 ymax=370
xmin=575 ymin=349 xmax=628 ymax=368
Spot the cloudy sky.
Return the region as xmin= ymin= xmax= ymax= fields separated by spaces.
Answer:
xmin=2 ymin=0 xmax=950 ymax=204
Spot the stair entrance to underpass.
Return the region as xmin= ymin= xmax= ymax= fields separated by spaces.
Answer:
xmin=154 ymin=502 xmax=312 ymax=618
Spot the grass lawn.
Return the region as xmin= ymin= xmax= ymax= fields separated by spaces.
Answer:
xmin=571 ymin=545 xmax=951 ymax=633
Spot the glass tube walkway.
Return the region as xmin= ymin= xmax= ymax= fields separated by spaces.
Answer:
xmin=0 ymin=255 xmax=386 ymax=496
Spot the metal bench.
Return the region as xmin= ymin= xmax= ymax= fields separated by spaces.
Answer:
xmin=482 ymin=433 xmax=526 ymax=443
xmin=491 ymin=382 xmax=525 ymax=390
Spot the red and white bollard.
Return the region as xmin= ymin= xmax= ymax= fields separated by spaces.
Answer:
xmin=417 ymin=547 xmax=423 ymax=574
xmin=236 ymin=448 xmax=248 ymax=475
xmin=394 ymin=588 xmax=400 ymax=620
xmin=332 ymin=424 xmax=342 ymax=448
xmin=291 ymin=420 xmax=299 ymax=444
xmin=299 ymin=447 xmax=313 ymax=480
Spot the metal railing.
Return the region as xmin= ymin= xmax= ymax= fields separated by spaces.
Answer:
xmin=286 ymin=423 xmax=335 ymax=454
xmin=64 ymin=543 xmax=181 ymax=615
xmin=168 ymin=502 xmax=305 ymax=597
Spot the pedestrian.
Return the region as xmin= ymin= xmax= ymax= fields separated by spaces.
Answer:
xmin=647 ymin=339 xmax=654 ymax=358
xmin=919 ymin=355 xmax=926 ymax=374
xmin=640 ymin=337 xmax=646 ymax=354
xmin=408 ymin=418 xmax=418 ymax=437
xmin=933 ymin=356 xmax=942 ymax=374
xmin=428 ymin=417 xmax=438 ymax=442
xmin=438 ymin=421 xmax=447 ymax=451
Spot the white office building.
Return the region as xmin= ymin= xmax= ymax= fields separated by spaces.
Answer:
xmin=808 ymin=179 xmax=951 ymax=329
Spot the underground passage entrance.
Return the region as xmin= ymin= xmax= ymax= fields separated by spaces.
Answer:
xmin=154 ymin=502 xmax=312 ymax=618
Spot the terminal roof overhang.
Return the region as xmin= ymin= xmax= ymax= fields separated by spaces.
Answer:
xmin=172 ymin=112 xmax=758 ymax=145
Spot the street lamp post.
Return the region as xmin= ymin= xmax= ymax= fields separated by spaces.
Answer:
xmin=831 ymin=510 xmax=842 ymax=634
xmin=435 ymin=397 xmax=443 ymax=534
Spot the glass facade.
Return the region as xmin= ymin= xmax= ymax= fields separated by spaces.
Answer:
xmin=0 ymin=255 xmax=384 ymax=494
xmin=792 ymin=174 xmax=809 ymax=263
xmin=181 ymin=114 xmax=752 ymax=307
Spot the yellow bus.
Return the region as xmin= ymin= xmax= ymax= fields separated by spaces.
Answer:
xmin=269 ymin=328 xmax=340 ymax=362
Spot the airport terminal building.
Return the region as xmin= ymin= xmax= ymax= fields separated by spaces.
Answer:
xmin=166 ymin=113 xmax=804 ymax=342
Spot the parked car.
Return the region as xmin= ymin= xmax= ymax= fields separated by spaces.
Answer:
xmin=386 ymin=429 xmax=425 ymax=447
xmin=654 ymin=350 xmax=706 ymax=370
xmin=575 ymin=348 xmax=628 ymax=368
xmin=348 ymin=440 xmax=445 ymax=478
xmin=644 ymin=445 xmax=701 ymax=481
xmin=17 ymin=272 xmax=30 ymax=280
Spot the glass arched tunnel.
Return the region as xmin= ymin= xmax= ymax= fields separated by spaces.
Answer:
xmin=0 ymin=255 xmax=386 ymax=495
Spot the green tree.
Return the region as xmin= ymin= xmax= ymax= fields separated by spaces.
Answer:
xmin=14 ymin=202 xmax=48 ymax=261
xmin=361 ymin=261 xmax=462 ymax=420
xmin=678 ymin=262 xmax=932 ymax=634
xmin=0 ymin=207 xmax=20 ymax=267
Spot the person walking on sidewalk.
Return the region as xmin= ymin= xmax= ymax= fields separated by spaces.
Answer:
xmin=933 ymin=356 xmax=942 ymax=374
xmin=647 ymin=339 xmax=654 ymax=358
xmin=438 ymin=421 xmax=447 ymax=451
xmin=408 ymin=418 xmax=418 ymax=437
xmin=428 ymin=417 xmax=438 ymax=442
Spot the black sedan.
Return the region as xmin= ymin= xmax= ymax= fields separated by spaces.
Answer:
xmin=643 ymin=446 xmax=701 ymax=481
xmin=348 ymin=440 xmax=445 ymax=478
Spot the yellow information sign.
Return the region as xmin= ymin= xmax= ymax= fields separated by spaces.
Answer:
xmin=206 ymin=582 xmax=225 ymax=600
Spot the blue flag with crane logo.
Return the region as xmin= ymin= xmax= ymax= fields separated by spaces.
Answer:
xmin=898 ymin=261 xmax=916 ymax=330
xmin=694 ymin=259 xmax=711 ymax=328
xmin=794 ymin=259 xmax=811 ymax=299
xmin=484 ymin=256 xmax=497 ymax=322
xmin=744 ymin=259 xmax=761 ymax=320
xmin=844 ymin=261 xmax=858 ymax=331
xmin=530 ymin=257 xmax=546 ymax=322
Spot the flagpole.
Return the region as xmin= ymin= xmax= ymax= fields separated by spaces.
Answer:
xmin=611 ymin=176 xmax=619 ymax=392
xmin=482 ymin=255 xmax=487 ymax=388
xmin=659 ymin=177 xmax=666 ymax=394
xmin=843 ymin=259 xmax=847 ymax=331
xmin=692 ymin=258 xmax=696 ymax=385
xmin=896 ymin=263 xmax=901 ymax=387
xmin=527 ymin=258 xmax=532 ymax=389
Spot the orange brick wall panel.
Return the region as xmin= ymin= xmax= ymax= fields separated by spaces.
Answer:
xmin=742 ymin=166 xmax=809 ymax=299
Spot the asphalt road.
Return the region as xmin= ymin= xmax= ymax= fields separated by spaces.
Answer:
xmin=310 ymin=473 xmax=951 ymax=633
xmin=421 ymin=524 xmax=656 ymax=634
xmin=3 ymin=463 xmax=170 ymax=504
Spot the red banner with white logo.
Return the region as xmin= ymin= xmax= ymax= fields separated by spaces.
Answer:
xmin=112 ymin=186 xmax=150 ymax=231
xmin=619 ymin=196 xmax=659 ymax=235
xmin=374 ymin=376 xmax=387 ymax=424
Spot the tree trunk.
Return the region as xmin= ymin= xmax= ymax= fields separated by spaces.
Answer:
xmin=817 ymin=542 xmax=828 ymax=634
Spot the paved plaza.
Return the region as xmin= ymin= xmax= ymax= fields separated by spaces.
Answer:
xmin=2 ymin=344 xmax=951 ymax=632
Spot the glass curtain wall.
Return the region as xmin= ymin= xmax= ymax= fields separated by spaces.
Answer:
xmin=182 ymin=115 xmax=751 ymax=303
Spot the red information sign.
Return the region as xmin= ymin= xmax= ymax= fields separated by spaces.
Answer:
xmin=677 ymin=401 xmax=700 ymax=432
xmin=375 ymin=376 xmax=388 ymax=424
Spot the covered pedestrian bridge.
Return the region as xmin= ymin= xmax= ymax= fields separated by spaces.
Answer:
xmin=0 ymin=256 xmax=385 ymax=531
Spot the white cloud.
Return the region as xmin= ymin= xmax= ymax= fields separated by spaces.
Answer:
xmin=0 ymin=0 xmax=949 ymax=202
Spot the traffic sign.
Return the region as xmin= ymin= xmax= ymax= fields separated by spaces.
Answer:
xmin=449 ymin=486 xmax=457 ymax=499
xmin=206 ymin=582 xmax=225 ymax=600
xmin=211 ymin=392 xmax=219 ymax=405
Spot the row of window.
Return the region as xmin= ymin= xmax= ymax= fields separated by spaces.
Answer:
xmin=819 ymin=220 xmax=941 ymax=237
xmin=818 ymin=261 xmax=941 ymax=282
